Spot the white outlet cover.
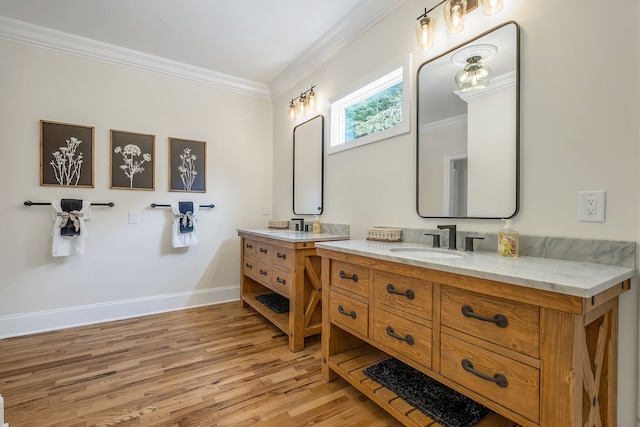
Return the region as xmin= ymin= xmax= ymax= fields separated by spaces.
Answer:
xmin=578 ymin=191 xmax=605 ymax=222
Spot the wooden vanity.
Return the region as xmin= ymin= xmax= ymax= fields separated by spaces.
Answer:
xmin=317 ymin=242 xmax=633 ymax=427
xmin=238 ymin=229 xmax=347 ymax=351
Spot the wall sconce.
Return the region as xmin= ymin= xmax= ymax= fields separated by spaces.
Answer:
xmin=416 ymin=0 xmax=504 ymax=49
xmin=288 ymin=85 xmax=317 ymax=122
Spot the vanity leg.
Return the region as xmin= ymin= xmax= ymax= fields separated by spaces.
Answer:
xmin=288 ymin=251 xmax=306 ymax=352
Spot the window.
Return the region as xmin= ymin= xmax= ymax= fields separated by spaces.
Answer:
xmin=329 ymin=58 xmax=410 ymax=154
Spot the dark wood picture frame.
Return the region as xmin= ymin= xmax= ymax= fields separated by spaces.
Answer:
xmin=110 ymin=129 xmax=155 ymax=191
xmin=169 ymin=137 xmax=206 ymax=192
xmin=40 ymin=120 xmax=94 ymax=187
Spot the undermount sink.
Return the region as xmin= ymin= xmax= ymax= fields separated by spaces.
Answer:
xmin=389 ymin=247 xmax=465 ymax=259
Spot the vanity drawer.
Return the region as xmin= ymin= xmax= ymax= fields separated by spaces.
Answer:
xmin=441 ymin=333 xmax=539 ymax=424
xmin=256 ymin=242 xmax=271 ymax=262
xmin=243 ymin=239 xmax=257 ymax=257
xmin=271 ymin=245 xmax=294 ymax=272
xmin=330 ymin=290 xmax=368 ymax=338
xmin=373 ymin=306 xmax=432 ymax=369
xmin=243 ymin=255 xmax=257 ymax=280
xmin=271 ymin=266 xmax=292 ymax=297
xmin=331 ymin=261 xmax=370 ymax=297
xmin=441 ymin=287 xmax=540 ymax=358
xmin=374 ymin=271 xmax=432 ymax=321
xmin=255 ymin=261 xmax=271 ymax=286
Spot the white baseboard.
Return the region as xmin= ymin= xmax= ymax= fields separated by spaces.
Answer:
xmin=0 ymin=286 xmax=240 ymax=339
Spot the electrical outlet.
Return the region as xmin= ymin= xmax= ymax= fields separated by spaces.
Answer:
xmin=262 ymin=204 xmax=270 ymax=215
xmin=578 ymin=191 xmax=605 ymax=222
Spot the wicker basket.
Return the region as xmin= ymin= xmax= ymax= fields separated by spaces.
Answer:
xmin=367 ymin=227 xmax=402 ymax=242
xmin=268 ymin=220 xmax=290 ymax=229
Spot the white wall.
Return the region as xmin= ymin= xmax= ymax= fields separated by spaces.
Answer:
xmin=0 ymin=39 xmax=273 ymax=334
xmin=272 ymin=0 xmax=639 ymax=423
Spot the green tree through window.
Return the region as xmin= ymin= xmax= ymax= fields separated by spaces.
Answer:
xmin=344 ymin=82 xmax=403 ymax=142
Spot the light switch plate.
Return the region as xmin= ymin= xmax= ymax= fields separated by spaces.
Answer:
xmin=578 ymin=191 xmax=605 ymax=222
xmin=128 ymin=211 xmax=140 ymax=224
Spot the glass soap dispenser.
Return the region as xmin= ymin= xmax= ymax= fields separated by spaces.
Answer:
xmin=498 ymin=219 xmax=519 ymax=257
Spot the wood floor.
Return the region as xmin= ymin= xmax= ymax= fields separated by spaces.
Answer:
xmin=0 ymin=302 xmax=402 ymax=427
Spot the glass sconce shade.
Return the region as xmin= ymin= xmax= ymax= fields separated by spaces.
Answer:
xmin=482 ymin=0 xmax=504 ymax=15
xmin=307 ymin=89 xmax=316 ymax=111
xmin=288 ymin=101 xmax=296 ymax=121
xmin=455 ymin=55 xmax=491 ymax=92
xmin=416 ymin=15 xmax=436 ymax=49
xmin=444 ymin=0 xmax=467 ymax=34
xmin=297 ymin=93 xmax=307 ymax=115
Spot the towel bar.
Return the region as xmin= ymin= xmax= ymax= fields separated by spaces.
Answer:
xmin=151 ymin=203 xmax=215 ymax=208
xmin=24 ymin=200 xmax=115 ymax=207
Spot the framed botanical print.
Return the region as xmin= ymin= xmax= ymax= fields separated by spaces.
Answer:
xmin=110 ymin=129 xmax=155 ymax=191
xmin=40 ymin=120 xmax=94 ymax=187
xmin=168 ymin=137 xmax=206 ymax=192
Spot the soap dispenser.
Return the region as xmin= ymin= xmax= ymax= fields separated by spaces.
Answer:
xmin=498 ymin=219 xmax=519 ymax=257
xmin=312 ymin=215 xmax=321 ymax=234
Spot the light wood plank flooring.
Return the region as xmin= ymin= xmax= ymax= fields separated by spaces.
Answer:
xmin=0 ymin=302 xmax=401 ymax=426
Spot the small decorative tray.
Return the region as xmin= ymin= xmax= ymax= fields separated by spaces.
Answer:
xmin=268 ymin=220 xmax=290 ymax=229
xmin=367 ymin=227 xmax=402 ymax=242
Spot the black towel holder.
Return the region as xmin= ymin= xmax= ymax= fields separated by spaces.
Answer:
xmin=151 ymin=203 xmax=215 ymax=208
xmin=24 ymin=200 xmax=115 ymax=207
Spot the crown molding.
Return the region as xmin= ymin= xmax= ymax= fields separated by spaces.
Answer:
xmin=0 ymin=16 xmax=272 ymax=101
xmin=268 ymin=0 xmax=409 ymax=100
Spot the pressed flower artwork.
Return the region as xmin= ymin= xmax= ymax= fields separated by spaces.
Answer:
xmin=110 ymin=130 xmax=155 ymax=190
xmin=40 ymin=120 xmax=94 ymax=187
xmin=169 ymin=138 xmax=206 ymax=192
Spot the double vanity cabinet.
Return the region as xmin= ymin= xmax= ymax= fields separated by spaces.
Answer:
xmin=316 ymin=240 xmax=634 ymax=427
xmin=237 ymin=229 xmax=348 ymax=351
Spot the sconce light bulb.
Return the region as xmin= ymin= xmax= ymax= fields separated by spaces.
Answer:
xmin=297 ymin=93 xmax=307 ymax=115
xmin=444 ymin=0 xmax=467 ymax=34
xmin=288 ymin=102 xmax=296 ymax=121
xmin=482 ymin=0 xmax=503 ymax=15
xmin=308 ymin=89 xmax=316 ymax=111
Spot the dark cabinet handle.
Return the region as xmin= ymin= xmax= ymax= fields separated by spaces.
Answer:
xmin=276 ymin=277 xmax=286 ymax=285
xmin=245 ymin=243 xmax=253 ymax=249
xmin=259 ymin=248 xmax=268 ymax=254
xmin=339 ymin=271 xmax=359 ymax=282
xmin=386 ymin=283 xmax=415 ymax=300
xmin=461 ymin=359 xmax=508 ymax=388
xmin=386 ymin=326 xmax=414 ymax=345
xmin=276 ymin=252 xmax=286 ymax=259
xmin=461 ymin=305 xmax=508 ymax=328
xmin=245 ymin=263 xmax=253 ymax=269
xmin=337 ymin=305 xmax=356 ymax=319
xmin=259 ymin=269 xmax=268 ymax=276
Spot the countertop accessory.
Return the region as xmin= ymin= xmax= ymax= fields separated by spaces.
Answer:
xmin=367 ymin=227 xmax=402 ymax=242
xmin=268 ymin=220 xmax=289 ymax=229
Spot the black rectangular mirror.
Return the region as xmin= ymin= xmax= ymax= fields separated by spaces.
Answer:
xmin=293 ymin=115 xmax=324 ymax=215
xmin=417 ymin=21 xmax=519 ymax=218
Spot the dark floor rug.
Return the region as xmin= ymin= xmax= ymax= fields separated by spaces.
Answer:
xmin=363 ymin=357 xmax=491 ymax=427
xmin=255 ymin=293 xmax=290 ymax=314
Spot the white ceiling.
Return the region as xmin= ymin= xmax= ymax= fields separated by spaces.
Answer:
xmin=0 ymin=0 xmax=369 ymax=87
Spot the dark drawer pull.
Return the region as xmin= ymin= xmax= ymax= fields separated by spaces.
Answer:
xmin=461 ymin=359 xmax=508 ymax=388
xmin=386 ymin=283 xmax=415 ymax=300
xmin=259 ymin=248 xmax=268 ymax=254
xmin=386 ymin=326 xmax=414 ymax=345
xmin=245 ymin=243 xmax=253 ymax=249
xmin=461 ymin=305 xmax=508 ymax=328
xmin=245 ymin=263 xmax=253 ymax=269
xmin=276 ymin=277 xmax=286 ymax=285
xmin=276 ymin=252 xmax=286 ymax=259
xmin=339 ymin=271 xmax=359 ymax=282
xmin=337 ymin=305 xmax=356 ymax=319
xmin=259 ymin=269 xmax=268 ymax=276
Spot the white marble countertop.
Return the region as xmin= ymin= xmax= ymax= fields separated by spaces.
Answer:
xmin=315 ymin=240 xmax=636 ymax=298
xmin=237 ymin=228 xmax=349 ymax=243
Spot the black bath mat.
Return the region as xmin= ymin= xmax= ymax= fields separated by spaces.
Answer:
xmin=363 ymin=357 xmax=491 ymax=427
xmin=255 ymin=293 xmax=290 ymax=314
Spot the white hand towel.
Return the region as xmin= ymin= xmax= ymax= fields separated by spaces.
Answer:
xmin=50 ymin=200 xmax=91 ymax=257
xmin=171 ymin=202 xmax=199 ymax=248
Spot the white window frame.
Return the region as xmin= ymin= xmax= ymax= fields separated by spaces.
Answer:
xmin=328 ymin=56 xmax=411 ymax=155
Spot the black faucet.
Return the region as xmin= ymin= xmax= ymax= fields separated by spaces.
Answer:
xmin=437 ymin=225 xmax=457 ymax=250
xmin=291 ymin=218 xmax=304 ymax=231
